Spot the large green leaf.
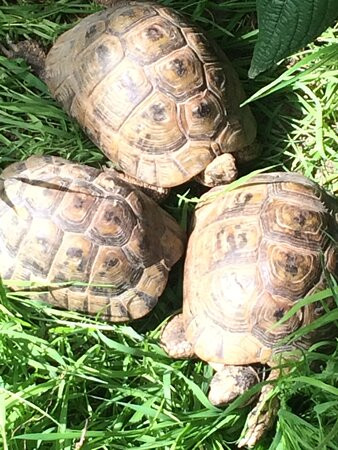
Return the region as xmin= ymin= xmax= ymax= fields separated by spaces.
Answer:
xmin=249 ymin=0 xmax=338 ymax=78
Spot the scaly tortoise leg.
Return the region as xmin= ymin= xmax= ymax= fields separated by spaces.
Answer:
xmin=0 ymin=39 xmax=47 ymax=80
xmin=237 ymin=369 xmax=280 ymax=448
xmin=160 ymin=313 xmax=194 ymax=359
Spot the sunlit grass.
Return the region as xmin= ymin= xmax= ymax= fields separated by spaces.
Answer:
xmin=0 ymin=1 xmax=337 ymax=449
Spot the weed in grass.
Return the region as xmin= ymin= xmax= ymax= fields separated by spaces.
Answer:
xmin=0 ymin=1 xmax=337 ymax=449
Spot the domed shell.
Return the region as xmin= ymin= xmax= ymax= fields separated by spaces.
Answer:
xmin=44 ymin=1 xmax=257 ymax=188
xmin=0 ymin=156 xmax=185 ymax=321
xmin=183 ymin=173 xmax=337 ymax=365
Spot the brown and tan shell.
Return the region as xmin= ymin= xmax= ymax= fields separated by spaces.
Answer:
xmin=183 ymin=172 xmax=337 ymax=365
xmin=44 ymin=1 xmax=256 ymax=188
xmin=0 ymin=156 xmax=185 ymax=321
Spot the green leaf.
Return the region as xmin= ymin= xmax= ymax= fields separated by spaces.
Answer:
xmin=313 ymin=400 xmax=338 ymax=414
xmin=289 ymin=377 xmax=338 ymax=395
xmin=14 ymin=431 xmax=106 ymax=441
xmin=249 ymin=0 xmax=338 ymax=78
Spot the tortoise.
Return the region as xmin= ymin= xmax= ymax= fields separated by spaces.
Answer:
xmin=0 ymin=155 xmax=185 ymax=321
xmin=1 ymin=0 xmax=258 ymax=190
xmin=161 ymin=172 xmax=337 ymax=447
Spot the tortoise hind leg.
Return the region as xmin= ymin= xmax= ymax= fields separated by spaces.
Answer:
xmin=0 ymin=40 xmax=46 ymax=80
xmin=160 ymin=313 xmax=194 ymax=359
xmin=208 ymin=364 xmax=260 ymax=406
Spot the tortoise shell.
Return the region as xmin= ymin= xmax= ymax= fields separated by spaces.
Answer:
xmin=0 ymin=156 xmax=185 ymax=321
xmin=183 ymin=172 xmax=337 ymax=365
xmin=44 ymin=1 xmax=257 ymax=187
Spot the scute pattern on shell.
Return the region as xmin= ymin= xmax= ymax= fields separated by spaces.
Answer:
xmin=183 ymin=172 xmax=337 ymax=365
xmin=0 ymin=156 xmax=185 ymax=321
xmin=44 ymin=1 xmax=256 ymax=187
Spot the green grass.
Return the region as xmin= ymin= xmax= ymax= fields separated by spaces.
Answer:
xmin=0 ymin=1 xmax=337 ymax=449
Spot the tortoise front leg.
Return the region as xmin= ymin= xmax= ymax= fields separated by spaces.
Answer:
xmin=0 ymin=39 xmax=47 ymax=80
xmin=237 ymin=369 xmax=280 ymax=448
